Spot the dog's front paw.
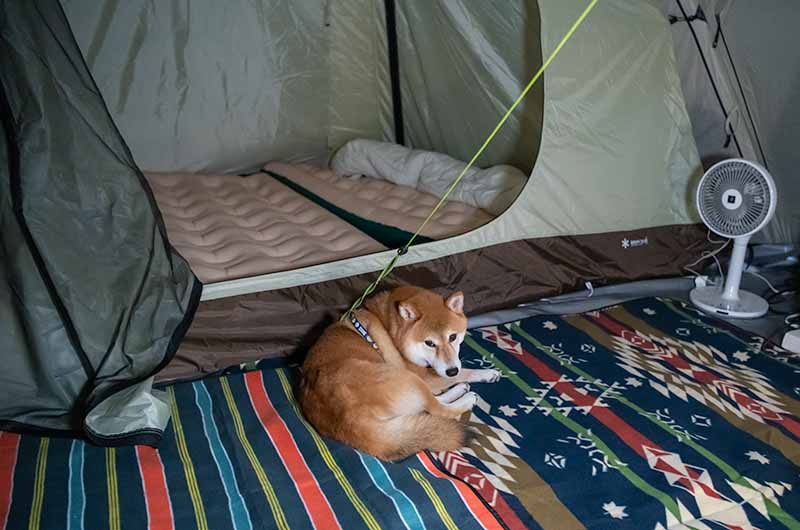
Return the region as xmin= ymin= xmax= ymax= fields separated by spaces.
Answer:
xmin=436 ymin=383 xmax=470 ymax=404
xmin=475 ymin=368 xmax=502 ymax=383
xmin=460 ymin=392 xmax=478 ymax=410
xmin=444 ymin=391 xmax=478 ymax=418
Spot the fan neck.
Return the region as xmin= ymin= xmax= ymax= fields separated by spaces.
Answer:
xmin=721 ymin=236 xmax=750 ymax=301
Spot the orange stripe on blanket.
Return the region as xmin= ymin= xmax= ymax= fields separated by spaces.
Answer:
xmin=0 ymin=432 xmax=20 ymax=530
xmin=136 ymin=446 xmax=174 ymax=530
xmin=244 ymin=371 xmax=340 ymax=529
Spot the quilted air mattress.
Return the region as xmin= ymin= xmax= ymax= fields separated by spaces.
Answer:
xmin=264 ymin=162 xmax=494 ymax=242
xmin=145 ymin=172 xmax=386 ymax=283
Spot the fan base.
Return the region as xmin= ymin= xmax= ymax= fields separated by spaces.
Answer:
xmin=690 ymin=286 xmax=768 ymax=319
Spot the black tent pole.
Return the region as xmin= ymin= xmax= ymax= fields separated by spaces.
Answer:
xmin=384 ymin=0 xmax=405 ymax=146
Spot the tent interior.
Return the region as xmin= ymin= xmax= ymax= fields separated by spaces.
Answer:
xmin=66 ymin=0 xmax=551 ymax=290
xmin=1 ymin=0 xmax=799 ymax=527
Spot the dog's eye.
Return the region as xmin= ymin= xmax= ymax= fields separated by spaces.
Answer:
xmin=424 ymin=340 xmax=436 ymax=348
xmin=449 ymin=333 xmax=457 ymax=342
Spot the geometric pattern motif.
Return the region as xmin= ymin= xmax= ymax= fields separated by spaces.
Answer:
xmin=595 ymin=313 xmax=800 ymax=437
xmin=4 ymin=298 xmax=798 ymax=530
xmin=458 ymin=401 xmax=524 ymax=495
xmin=644 ymin=445 xmax=756 ymax=530
xmin=467 ymin=298 xmax=800 ymax=529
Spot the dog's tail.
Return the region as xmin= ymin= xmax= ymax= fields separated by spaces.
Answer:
xmin=378 ymin=414 xmax=466 ymax=461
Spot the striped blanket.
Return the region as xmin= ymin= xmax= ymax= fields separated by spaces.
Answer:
xmin=1 ymin=297 xmax=799 ymax=529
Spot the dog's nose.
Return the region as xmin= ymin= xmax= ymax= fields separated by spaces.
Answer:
xmin=445 ymin=367 xmax=459 ymax=377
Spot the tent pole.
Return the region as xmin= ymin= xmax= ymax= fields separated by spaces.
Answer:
xmin=384 ymin=0 xmax=405 ymax=145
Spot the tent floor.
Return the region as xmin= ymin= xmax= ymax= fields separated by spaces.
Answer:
xmin=469 ymin=268 xmax=798 ymax=348
xmin=8 ymin=296 xmax=800 ymax=529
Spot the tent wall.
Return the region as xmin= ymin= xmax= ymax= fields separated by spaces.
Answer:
xmin=63 ymin=0 xmax=331 ymax=173
xmin=327 ymin=0 xmax=394 ymax=149
xmin=663 ymin=0 xmax=799 ymax=244
xmin=64 ymin=0 xmax=544 ymax=175
xmin=394 ymin=0 xmax=544 ymax=173
xmin=1 ymin=0 xmax=201 ymax=444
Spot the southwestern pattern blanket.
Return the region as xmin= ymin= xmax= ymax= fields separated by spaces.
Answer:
xmin=0 ymin=297 xmax=798 ymax=529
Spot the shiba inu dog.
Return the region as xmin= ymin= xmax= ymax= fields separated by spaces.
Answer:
xmin=299 ymin=286 xmax=501 ymax=461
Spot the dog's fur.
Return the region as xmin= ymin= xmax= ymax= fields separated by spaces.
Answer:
xmin=299 ymin=286 xmax=501 ymax=461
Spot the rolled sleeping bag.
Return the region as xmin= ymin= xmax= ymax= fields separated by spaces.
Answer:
xmin=330 ymin=139 xmax=527 ymax=215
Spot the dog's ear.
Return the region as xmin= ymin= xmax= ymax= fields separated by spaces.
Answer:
xmin=446 ymin=291 xmax=464 ymax=314
xmin=397 ymin=301 xmax=418 ymax=321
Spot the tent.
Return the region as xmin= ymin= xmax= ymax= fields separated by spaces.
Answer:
xmin=662 ymin=0 xmax=799 ymax=245
xmin=1 ymin=0 xmax=793 ymax=442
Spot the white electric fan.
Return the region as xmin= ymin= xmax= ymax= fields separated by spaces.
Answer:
xmin=690 ymin=158 xmax=777 ymax=318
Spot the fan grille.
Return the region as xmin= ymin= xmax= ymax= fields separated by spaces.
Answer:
xmin=698 ymin=160 xmax=773 ymax=237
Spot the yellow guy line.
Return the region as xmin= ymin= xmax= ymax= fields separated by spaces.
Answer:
xmin=342 ymin=0 xmax=601 ymax=320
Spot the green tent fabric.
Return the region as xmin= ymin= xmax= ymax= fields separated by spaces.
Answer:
xmin=0 ymin=0 xmax=201 ymax=445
